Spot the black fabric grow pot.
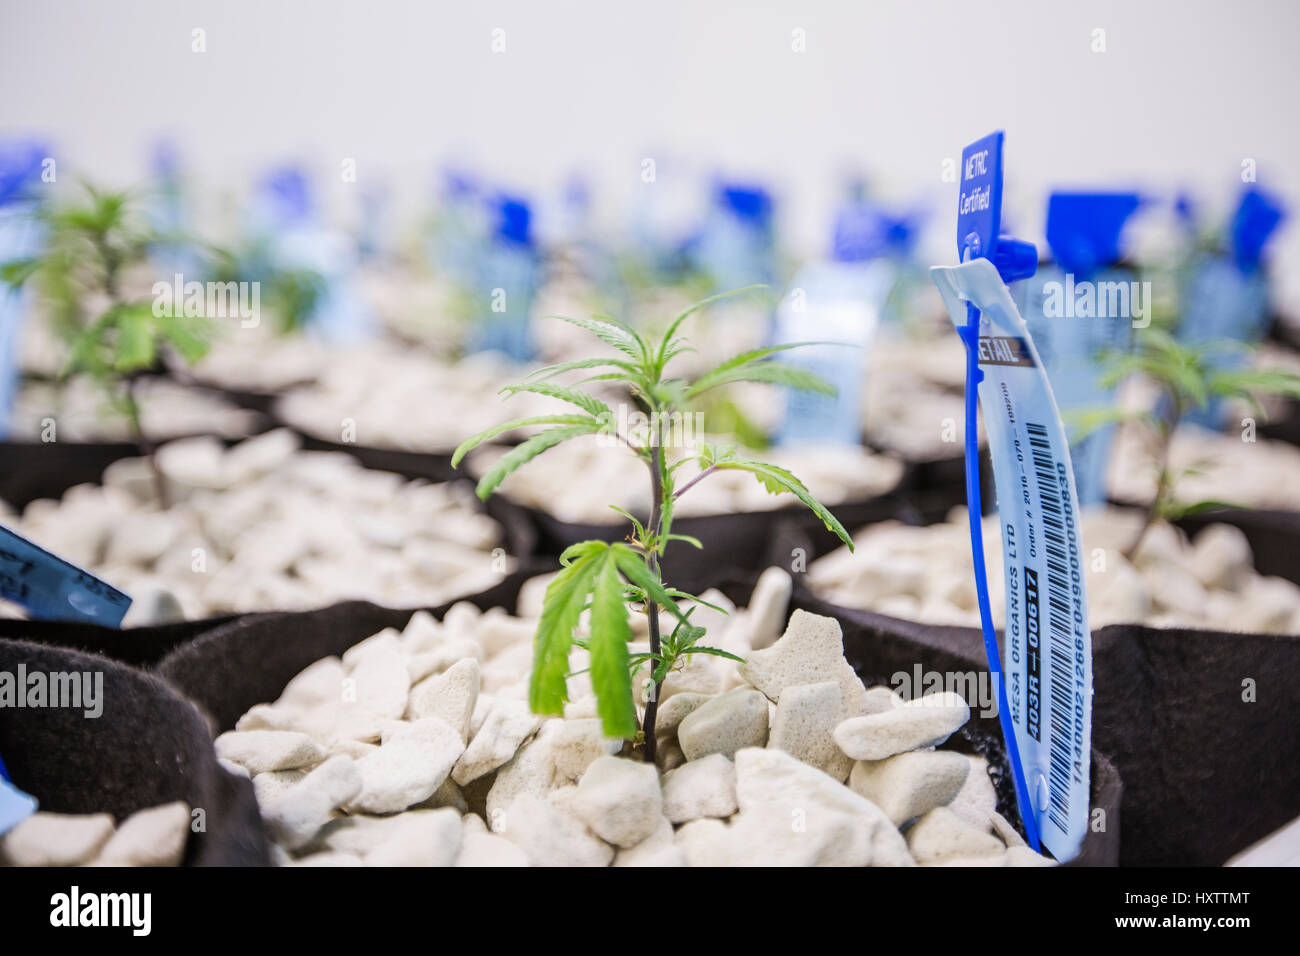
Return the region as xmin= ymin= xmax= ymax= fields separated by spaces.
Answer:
xmin=791 ymin=584 xmax=1300 ymax=866
xmin=1089 ymin=621 xmax=1300 ymax=867
xmin=0 ymin=639 xmax=269 ymax=866
xmin=157 ymin=565 xmax=544 ymax=733
xmin=717 ymin=580 xmax=1121 ymax=866
xmin=171 ymin=370 xmax=305 ymax=418
xmin=895 ymin=449 xmax=968 ymax=497
xmin=0 ymin=440 xmax=148 ymax=510
xmin=0 ymin=613 xmax=241 ymax=668
xmin=0 ymin=431 xmax=274 ymax=511
xmin=295 ymin=434 xmax=458 ymax=485
xmin=1259 ymin=399 xmax=1300 ymax=447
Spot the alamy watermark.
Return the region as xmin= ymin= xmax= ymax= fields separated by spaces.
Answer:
xmin=152 ymin=273 xmax=260 ymax=328
xmin=891 ymin=664 xmax=998 ymax=719
xmin=1042 ymin=273 xmax=1151 ymax=328
xmin=595 ymin=403 xmax=704 ymax=449
xmin=50 ymin=886 xmax=151 ymax=936
xmin=0 ymin=665 xmax=103 ymax=718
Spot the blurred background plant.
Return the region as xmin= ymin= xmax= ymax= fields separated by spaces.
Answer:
xmin=1071 ymin=328 xmax=1300 ymax=558
xmin=3 ymin=182 xmax=213 ymax=502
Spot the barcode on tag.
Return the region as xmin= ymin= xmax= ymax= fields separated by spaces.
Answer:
xmin=1026 ymin=420 xmax=1078 ymax=838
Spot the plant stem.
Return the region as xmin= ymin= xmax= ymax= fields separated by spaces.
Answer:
xmin=673 ymin=464 xmax=717 ymax=500
xmin=125 ymin=376 xmax=169 ymax=509
xmin=1125 ymin=396 xmax=1179 ymax=561
xmin=641 ymin=430 xmax=666 ymax=763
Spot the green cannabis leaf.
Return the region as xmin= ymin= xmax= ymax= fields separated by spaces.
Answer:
xmin=458 ymin=285 xmax=855 ymax=758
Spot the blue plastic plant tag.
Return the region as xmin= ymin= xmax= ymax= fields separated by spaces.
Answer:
xmin=931 ymin=132 xmax=1093 ymax=861
xmin=0 ymin=525 xmax=132 ymax=626
xmin=932 ymin=258 xmax=1094 ymax=862
xmin=0 ymin=201 xmax=44 ymax=440
xmin=770 ymin=259 xmax=892 ymax=447
xmin=0 ymin=753 xmax=38 ymax=836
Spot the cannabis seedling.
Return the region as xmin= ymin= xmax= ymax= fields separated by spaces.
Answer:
xmin=1073 ymin=326 xmax=1300 ymax=559
xmin=206 ymin=237 xmax=325 ymax=335
xmin=454 ymin=288 xmax=855 ymax=760
xmin=15 ymin=184 xmax=212 ymax=506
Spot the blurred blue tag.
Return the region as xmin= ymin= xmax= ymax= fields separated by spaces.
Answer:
xmin=0 ymin=525 xmax=131 ymax=626
xmin=0 ymin=754 xmax=38 ymax=835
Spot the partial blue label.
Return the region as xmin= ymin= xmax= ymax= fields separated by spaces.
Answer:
xmin=0 ymin=752 xmax=38 ymax=835
xmin=0 ymin=525 xmax=131 ymax=626
xmin=0 ymin=778 xmax=38 ymax=835
xmin=771 ymin=259 xmax=893 ymax=446
xmin=0 ymin=202 xmax=43 ymax=440
xmin=1018 ymin=266 xmax=1135 ymax=505
xmin=1177 ymin=255 xmax=1270 ymax=429
xmin=957 ymin=132 xmax=1004 ymax=261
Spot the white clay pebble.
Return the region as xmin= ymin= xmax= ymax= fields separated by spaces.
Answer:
xmin=498 ymin=795 xmax=614 ymax=867
xmin=676 ymin=688 xmax=769 ymax=760
xmin=569 ymin=756 xmax=664 ymax=847
xmin=739 ymin=610 xmax=870 ymax=719
xmin=214 ymin=730 xmax=325 ymax=775
xmin=552 ymin=718 xmax=622 ymax=783
xmin=452 ymin=699 xmax=540 ymax=785
xmin=905 ymin=807 xmax=1008 ymax=865
xmin=745 ymin=566 xmax=793 ymax=650
xmin=614 ymin=817 xmax=687 ymax=867
xmin=262 ymin=756 xmax=363 ymax=850
xmin=833 ymin=692 xmax=971 ymax=761
xmin=768 ymin=680 xmax=852 ymax=781
xmin=0 ymin=812 xmax=115 ymax=866
xmin=946 ymin=756 xmax=999 ymax=831
xmin=363 ymin=808 xmax=462 ymax=867
xmin=848 ymin=751 xmax=971 ymax=825
xmin=92 ymin=802 xmax=191 ymax=867
xmin=406 ymin=658 xmax=480 ymax=737
xmin=660 ymin=753 xmax=738 ymax=823
xmin=455 ymin=829 xmax=531 ymax=867
xmin=349 ymin=718 xmax=464 ymax=813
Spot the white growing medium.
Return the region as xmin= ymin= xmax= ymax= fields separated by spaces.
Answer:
xmin=809 ymin=505 xmax=1300 ymax=634
xmin=0 ymin=429 xmax=511 ymax=622
xmin=230 ymin=574 xmax=1054 ymax=867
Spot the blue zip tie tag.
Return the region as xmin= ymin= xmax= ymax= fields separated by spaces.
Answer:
xmin=932 ymin=258 xmax=1094 ymax=862
xmin=931 ymin=131 xmax=1093 ymax=861
xmin=0 ymin=525 xmax=132 ymax=627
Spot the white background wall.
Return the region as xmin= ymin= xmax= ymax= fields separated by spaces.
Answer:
xmin=3 ymin=0 xmax=1299 ymax=307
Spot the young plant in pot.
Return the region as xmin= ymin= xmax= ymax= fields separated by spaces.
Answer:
xmin=453 ymin=288 xmax=855 ymax=759
xmin=19 ymin=183 xmax=213 ymax=506
xmin=1071 ymin=326 xmax=1300 ymax=559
